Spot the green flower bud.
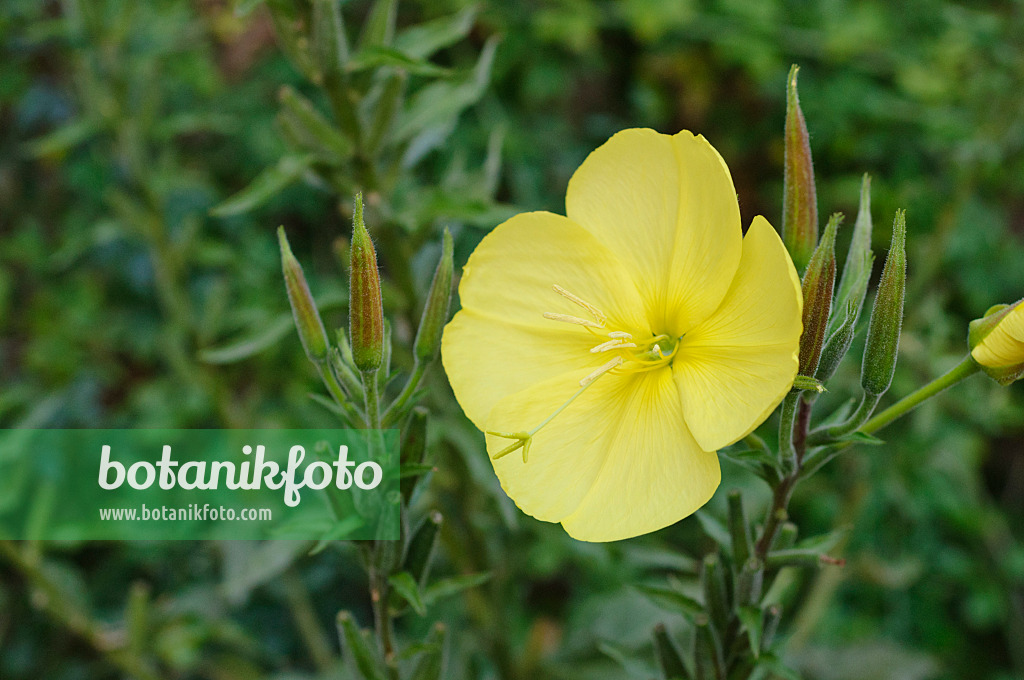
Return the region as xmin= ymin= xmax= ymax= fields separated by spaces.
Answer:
xmin=831 ymin=174 xmax=874 ymax=335
xmin=969 ymin=298 xmax=1024 ymax=386
xmin=278 ymin=227 xmax=331 ymax=364
xmin=782 ymin=64 xmax=819 ymax=272
xmin=861 ymin=210 xmax=907 ymax=396
xmin=815 ymin=299 xmax=858 ymax=384
xmin=799 ymin=213 xmax=842 ymax=376
xmin=349 ymin=193 xmax=384 ymax=373
xmin=413 ymin=228 xmax=454 ymax=363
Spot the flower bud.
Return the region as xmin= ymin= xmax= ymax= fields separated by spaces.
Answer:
xmin=413 ymin=228 xmax=454 ymax=363
xmin=278 ymin=227 xmax=331 ymax=364
xmin=782 ymin=64 xmax=819 ymax=272
xmin=861 ymin=210 xmax=907 ymax=396
xmin=969 ymin=298 xmax=1024 ymax=386
xmin=798 ymin=213 xmax=841 ymax=376
xmin=349 ymin=194 xmax=384 ymax=373
xmin=832 ymin=174 xmax=874 ymax=334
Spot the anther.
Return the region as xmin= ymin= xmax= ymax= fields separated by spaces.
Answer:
xmin=552 ymin=285 xmax=607 ymax=324
xmin=580 ymin=356 xmax=623 ymax=387
xmin=590 ymin=338 xmax=637 ymax=353
xmin=608 ymin=331 xmax=632 ymax=339
xmin=542 ymin=312 xmax=604 ymax=328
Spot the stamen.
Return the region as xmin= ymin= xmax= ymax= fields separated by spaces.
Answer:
xmin=590 ymin=338 xmax=637 ymax=353
xmin=608 ymin=331 xmax=632 ymax=339
xmin=542 ymin=312 xmax=604 ymax=328
xmin=552 ymin=285 xmax=607 ymax=324
xmin=580 ymin=356 xmax=623 ymax=387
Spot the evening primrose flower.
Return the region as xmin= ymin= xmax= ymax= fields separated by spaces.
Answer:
xmin=441 ymin=129 xmax=803 ymax=542
xmin=970 ymin=298 xmax=1024 ymax=385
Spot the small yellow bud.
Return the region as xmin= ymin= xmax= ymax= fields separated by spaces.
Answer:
xmin=970 ymin=298 xmax=1024 ymax=386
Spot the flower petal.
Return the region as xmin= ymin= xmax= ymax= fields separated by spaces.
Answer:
xmin=485 ymin=368 xmax=719 ymax=539
xmin=673 ymin=216 xmax=803 ymax=452
xmin=566 ymin=129 xmax=742 ymax=335
xmin=484 ymin=371 xmax=630 ymax=523
xmin=972 ymin=303 xmax=1024 ymax=367
xmin=559 ymin=369 xmax=720 ymax=542
xmin=441 ymin=211 xmax=646 ymax=429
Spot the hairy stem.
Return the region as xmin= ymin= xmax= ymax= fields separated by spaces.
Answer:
xmin=860 ymin=355 xmax=980 ymax=434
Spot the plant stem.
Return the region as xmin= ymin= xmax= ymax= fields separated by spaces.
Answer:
xmin=777 ymin=392 xmax=799 ymax=470
xmin=319 ymin=364 xmax=364 ymax=423
xmin=362 ymin=369 xmax=382 ymax=430
xmin=860 ymin=355 xmax=980 ymax=435
xmin=382 ymin=360 xmax=427 ymax=427
xmin=369 ymin=564 xmax=400 ymax=680
xmin=810 ymin=392 xmax=881 ymax=444
xmin=0 ymin=541 xmax=163 ymax=680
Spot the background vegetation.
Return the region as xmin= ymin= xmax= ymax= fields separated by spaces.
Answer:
xmin=2 ymin=1 xmax=1023 ymax=678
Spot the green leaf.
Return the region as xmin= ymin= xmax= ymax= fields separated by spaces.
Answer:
xmin=409 ymin=623 xmax=446 ymax=680
xmin=198 ymin=315 xmax=294 ymax=364
xmin=389 ymin=571 xmax=426 ymax=616
xmin=695 ymin=510 xmax=730 ymax=548
xmin=757 ymin=652 xmax=802 ymax=680
xmin=337 ymin=611 xmax=386 ymax=680
xmin=278 ymin=86 xmax=353 ymax=159
xmin=348 ymin=46 xmax=451 ymax=77
xmin=26 ymin=119 xmax=100 ymax=158
xmin=392 ymin=36 xmax=499 ymax=144
xmin=795 ymin=526 xmax=850 ymax=553
xmin=359 ymin=0 xmax=398 ymax=49
xmin=737 ymin=606 xmax=763 ymax=658
xmin=720 ymin=447 xmax=779 ymax=471
xmin=395 ymin=6 xmax=478 ymax=60
xmin=211 ymin=154 xmax=316 ymax=217
xmin=654 ymin=623 xmax=692 ymax=679
xmin=421 ymin=573 xmax=491 ymax=607
xmin=634 ymin=584 xmax=703 ymax=618
xmin=838 ymin=431 xmax=885 ymax=445
xmin=198 ymin=292 xmax=345 ymax=364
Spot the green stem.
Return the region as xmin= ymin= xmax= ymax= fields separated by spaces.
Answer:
xmin=809 ymin=392 xmax=881 ymax=444
xmin=778 ymin=392 xmax=799 ymax=470
xmin=363 ymin=369 xmax=382 ymax=430
xmin=318 ymin=364 xmax=363 ymax=424
xmin=1 ymin=541 xmax=163 ymax=680
xmin=860 ymin=355 xmax=980 ymax=435
xmin=382 ymin=360 xmax=427 ymax=428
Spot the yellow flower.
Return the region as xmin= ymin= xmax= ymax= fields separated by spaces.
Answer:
xmin=441 ymin=129 xmax=803 ymax=541
xmin=970 ymin=299 xmax=1024 ymax=385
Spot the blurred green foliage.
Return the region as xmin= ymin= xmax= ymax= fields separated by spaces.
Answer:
xmin=1 ymin=0 xmax=1023 ymax=679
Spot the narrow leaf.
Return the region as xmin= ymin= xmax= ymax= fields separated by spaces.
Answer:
xmin=395 ymin=6 xmax=478 ymax=60
xmin=211 ymin=154 xmax=315 ymax=217
xmin=634 ymin=585 xmax=703 ymax=618
xmin=389 ymin=571 xmax=426 ymax=616
xmin=337 ymin=611 xmax=386 ymax=680
xmin=421 ymin=572 xmax=491 ymax=607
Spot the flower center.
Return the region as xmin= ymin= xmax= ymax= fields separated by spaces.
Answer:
xmin=487 ymin=285 xmax=680 ymax=462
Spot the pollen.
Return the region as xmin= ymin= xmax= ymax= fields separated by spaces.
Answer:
xmin=552 ymin=284 xmax=607 ymax=324
xmin=580 ymin=356 xmax=623 ymax=387
xmin=542 ymin=312 xmax=604 ymax=328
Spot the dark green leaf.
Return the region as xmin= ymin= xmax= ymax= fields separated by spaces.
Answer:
xmin=389 ymin=571 xmax=426 ymax=616
xmin=211 ymin=154 xmax=316 ymax=217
